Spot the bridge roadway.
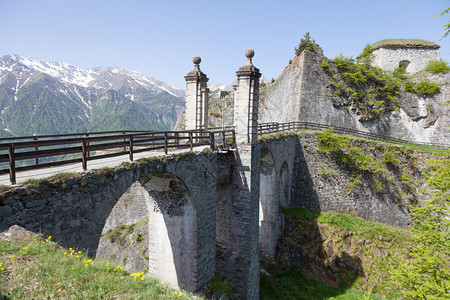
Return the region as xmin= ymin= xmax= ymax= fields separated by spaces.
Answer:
xmin=0 ymin=145 xmax=209 ymax=186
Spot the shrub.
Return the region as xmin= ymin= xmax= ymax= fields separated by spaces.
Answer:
xmin=403 ymin=79 xmax=441 ymax=96
xmin=425 ymin=59 xmax=450 ymax=73
xmin=323 ymin=55 xmax=401 ymax=121
xmin=393 ymin=66 xmax=407 ymax=79
xmin=413 ymin=79 xmax=440 ymax=96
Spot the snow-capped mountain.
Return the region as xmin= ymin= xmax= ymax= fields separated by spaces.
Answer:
xmin=0 ymin=54 xmax=185 ymax=136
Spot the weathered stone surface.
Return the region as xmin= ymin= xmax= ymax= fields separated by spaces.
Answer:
xmin=0 ymin=205 xmax=12 ymax=218
xmin=373 ymin=46 xmax=440 ymax=74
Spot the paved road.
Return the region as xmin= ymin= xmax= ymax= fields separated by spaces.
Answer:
xmin=0 ymin=146 xmax=208 ymax=186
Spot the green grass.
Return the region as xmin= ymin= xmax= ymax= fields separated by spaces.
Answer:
xmin=260 ymin=265 xmax=378 ymax=300
xmin=0 ymin=234 xmax=198 ymax=299
xmin=373 ymin=39 xmax=439 ymax=48
xmin=265 ymin=206 xmax=416 ymax=298
xmin=281 ymin=207 xmax=412 ymax=242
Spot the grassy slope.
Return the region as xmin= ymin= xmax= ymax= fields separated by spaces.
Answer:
xmin=0 ymin=233 xmax=198 ymax=299
xmin=260 ymin=207 xmax=415 ymax=299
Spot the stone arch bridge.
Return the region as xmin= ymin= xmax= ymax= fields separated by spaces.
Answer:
xmin=0 ymin=50 xmax=416 ymax=299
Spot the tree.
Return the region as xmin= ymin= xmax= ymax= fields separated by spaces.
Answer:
xmin=437 ymin=7 xmax=449 ymax=39
xmin=356 ymin=44 xmax=375 ymax=66
xmin=390 ymin=158 xmax=450 ymax=299
xmin=294 ymin=32 xmax=317 ymax=56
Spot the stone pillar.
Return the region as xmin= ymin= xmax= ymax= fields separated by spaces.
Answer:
xmin=234 ymin=49 xmax=261 ymax=144
xmin=185 ymin=56 xmax=209 ymax=130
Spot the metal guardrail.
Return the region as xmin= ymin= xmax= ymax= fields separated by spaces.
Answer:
xmin=0 ymin=129 xmax=236 ymax=184
xmin=258 ymin=122 xmax=449 ymax=149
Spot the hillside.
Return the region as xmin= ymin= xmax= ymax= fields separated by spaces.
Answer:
xmin=0 ymin=225 xmax=197 ymax=299
xmin=261 ymin=207 xmax=414 ymax=299
xmin=0 ymin=55 xmax=185 ymax=136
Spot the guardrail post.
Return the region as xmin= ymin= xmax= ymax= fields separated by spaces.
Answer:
xmin=164 ymin=133 xmax=168 ymax=155
xmin=86 ymin=133 xmax=90 ymax=157
xmin=8 ymin=144 xmax=16 ymax=184
xmin=122 ymin=131 xmax=127 ymax=152
xmin=189 ymin=132 xmax=193 ymax=151
xmin=129 ymin=135 xmax=134 ymax=161
xmin=222 ymin=131 xmax=226 ymax=147
xmin=33 ymin=136 xmax=39 ymax=165
xmin=174 ymin=132 xmax=179 ymax=149
xmin=81 ymin=138 xmax=88 ymax=171
xmin=209 ymin=132 xmax=215 ymax=150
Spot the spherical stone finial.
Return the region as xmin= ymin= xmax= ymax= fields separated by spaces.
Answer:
xmin=193 ymin=56 xmax=201 ymax=65
xmin=245 ymin=48 xmax=255 ymax=59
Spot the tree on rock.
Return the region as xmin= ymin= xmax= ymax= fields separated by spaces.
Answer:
xmin=294 ymin=32 xmax=317 ymax=56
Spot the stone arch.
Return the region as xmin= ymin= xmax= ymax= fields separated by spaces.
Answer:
xmin=259 ymin=148 xmax=277 ymax=257
xmin=96 ymin=172 xmax=197 ymax=291
xmin=279 ymin=162 xmax=290 ymax=208
xmin=399 ymin=60 xmax=411 ymax=71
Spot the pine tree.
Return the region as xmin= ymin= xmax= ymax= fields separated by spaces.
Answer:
xmin=390 ymin=158 xmax=450 ymax=299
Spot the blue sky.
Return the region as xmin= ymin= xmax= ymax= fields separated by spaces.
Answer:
xmin=1 ymin=0 xmax=449 ymax=89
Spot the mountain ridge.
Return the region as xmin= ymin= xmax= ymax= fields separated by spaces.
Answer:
xmin=0 ymin=54 xmax=185 ymax=137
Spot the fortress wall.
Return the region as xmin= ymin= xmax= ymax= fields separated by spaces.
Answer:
xmin=259 ymin=49 xmax=449 ymax=145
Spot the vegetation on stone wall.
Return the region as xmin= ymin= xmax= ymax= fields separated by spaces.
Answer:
xmin=425 ymin=59 xmax=450 ymax=73
xmin=321 ymin=55 xmax=402 ymax=121
xmin=315 ymin=128 xmax=423 ymax=205
xmin=321 ymin=47 xmax=445 ymax=121
xmin=372 ymin=39 xmax=439 ymax=48
xmin=404 ymin=79 xmax=441 ymax=96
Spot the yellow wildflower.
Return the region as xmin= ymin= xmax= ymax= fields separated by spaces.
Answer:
xmin=160 ymin=280 xmax=163 ymax=285
xmin=48 ymin=236 xmax=52 ymax=240
xmin=22 ymin=247 xmax=28 ymax=250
